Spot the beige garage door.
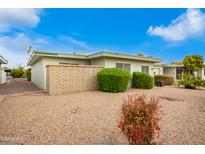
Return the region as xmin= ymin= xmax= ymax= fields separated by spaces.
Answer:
xmin=46 ymin=65 xmax=103 ymax=95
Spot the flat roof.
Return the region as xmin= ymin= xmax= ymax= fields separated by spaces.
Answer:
xmin=155 ymin=63 xmax=205 ymax=68
xmin=155 ymin=64 xmax=184 ymax=67
xmin=0 ymin=55 xmax=8 ymax=64
xmin=27 ymin=50 xmax=162 ymax=66
xmin=2 ymin=67 xmax=11 ymax=70
xmin=87 ymin=51 xmax=162 ymax=62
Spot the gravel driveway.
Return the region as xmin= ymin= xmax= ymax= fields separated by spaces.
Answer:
xmin=0 ymin=79 xmax=204 ymax=144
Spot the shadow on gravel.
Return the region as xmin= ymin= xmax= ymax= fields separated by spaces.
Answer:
xmin=0 ymin=78 xmax=41 ymax=95
xmin=159 ymin=96 xmax=184 ymax=102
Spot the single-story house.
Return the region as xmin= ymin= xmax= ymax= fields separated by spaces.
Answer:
xmin=0 ymin=55 xmax=8 ymax=84
xmin=27 ymin=50 xmax=162 ymax=90
xmin=153 ymin=64 xmax=205 ymax=80
xmin=3 ymin=67 xmax=12 ymax=77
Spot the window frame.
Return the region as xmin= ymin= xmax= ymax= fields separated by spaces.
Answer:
xmin=141 ymin=66 xmax=149 ymax=74
xmin=116 ymin=63 xmax=131 ymax=72
xmin=116 ymin=63 xmax=123 ymax=70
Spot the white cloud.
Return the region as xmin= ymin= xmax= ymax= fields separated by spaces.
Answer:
xmin=0 ymin=33 xmax=30 ymax=50
xmin=59 ymin=35 xmax=89 ymax=49
xmin=71 ymin=32 xmax=81 ymax=37
xmin=0 ymin=9 xmax=42 ymax=67
xmin=0 ymin=33 xmax=92 ymax=67
xmin=35 ymin=38 xmax=48 ymax=44
xmin=147 ymin=9 xmax=205 ymax=41
xmin=0 ymin=33 xmax=51 ymax=67
xmin=0 ymin=8 xmax=42 ymax=32
xmin=0 ymin=46 xmax=27 ymax=68
xmin=0 ymin=33 xmax=31 ymax=67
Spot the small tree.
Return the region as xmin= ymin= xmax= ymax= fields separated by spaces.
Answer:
xmin=11 ymin=65 xmax=26 ymax=78
xmin=118 ymin=95 xmax=160 ymax=144
xmin=183 ymin=55 xmax=204 ymax=74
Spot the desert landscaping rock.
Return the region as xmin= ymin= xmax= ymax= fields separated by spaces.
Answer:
xmin=0 ymin=79 xmax=204 ymax=144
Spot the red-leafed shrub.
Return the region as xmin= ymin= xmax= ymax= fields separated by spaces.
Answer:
xmin=118 ymin=95 xmax=160 ymax=144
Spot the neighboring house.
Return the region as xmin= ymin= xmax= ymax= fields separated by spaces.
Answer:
xmin=152 ymin=65 xmax=163 ymax=75
xmin=3 ymin=67 xmax=12 ymax=81
xmin=197 ymin=64 xmax=205 ymax=80
xmin=3 ymin=67 xmax=12 ymax=76
xmin=27 ymin=50 xmax=162 ymax=89
xmin=153 ymin=64 xmax=205 ymax=80
xmin=0 ymin=55 xmax=8 ymax=84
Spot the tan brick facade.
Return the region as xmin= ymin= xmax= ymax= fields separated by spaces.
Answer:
xmin=46 ymin=65 xmax=103 ymax=95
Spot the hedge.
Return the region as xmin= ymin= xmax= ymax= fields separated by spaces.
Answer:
xmin=132 ymin=72 xmax=154 ymax=89
xmin=154 ymin=75 xmax=174 ymax=85
xmin=97 ymin=68 xmax=130 ymax=92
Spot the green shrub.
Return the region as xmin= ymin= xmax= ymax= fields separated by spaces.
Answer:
xmin=154 ymin=75 xmax=174 ymax=85
xmin=132 ymin=72 xmax=154 ymax=89
xmin=26 ymin=68 xmax=31 ymax=81
xmin=202 ymin=80 xmax=205 ymax=87
xmin=97 ymin=68 xmax=130 ymax=92
xmin=177 ymin=74 xmax=203 ymax=89
xmin=11 ymin=66 xmax=26 ymax=78
xmin=118 ymin=95 xmax=160 ymax=144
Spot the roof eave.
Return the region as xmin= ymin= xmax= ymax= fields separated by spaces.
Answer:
xmin=0 ymin=55 xmax=8 ymax=64
xmin=27 ymin=51 xmax=36 ymax=66
xmin=89 ymin=52 xmax=161 ymax=63
xmin=27 ymin=50 xmax=163 ymax=66
xmin=27 ymin=51 xmax=88 ymax=66
xmin=161 ymin=64 xmax=184 ymax=67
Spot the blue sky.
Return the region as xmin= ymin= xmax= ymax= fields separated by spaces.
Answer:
xmin=0 ymin=8 xmax=205 ymax=67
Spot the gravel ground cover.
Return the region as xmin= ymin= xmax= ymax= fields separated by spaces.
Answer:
xmin=0 ymin=78 xmax=40 ymax=95
xmin=0 ymin=79 xmax=204 ymax=144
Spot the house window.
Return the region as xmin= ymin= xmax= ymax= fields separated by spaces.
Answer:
xmin=176 ymin=67 xmax=188 ymax=80
xmin=116 ymin=63 xmax=123 ymax=69
xmin=141 ymin=66 xmax=149 ymax=74
xmin=116 ymin=63 xmax=131 ymax=72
